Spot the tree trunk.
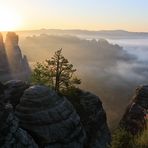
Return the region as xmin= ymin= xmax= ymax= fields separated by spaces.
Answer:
xmin=55 ymin=55 xmax=60 ymax=92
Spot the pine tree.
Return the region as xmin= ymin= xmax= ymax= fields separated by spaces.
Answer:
xmin=32 ymin=49 xmax=81 ymax=93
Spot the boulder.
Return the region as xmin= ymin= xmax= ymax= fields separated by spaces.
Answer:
xmin=16 ymin=85 xmax=86 ymax=147
xmin=0 ymin=101 xmax=38 ymax=148
xmin=4 ymin=80 xmax=29 ymax=108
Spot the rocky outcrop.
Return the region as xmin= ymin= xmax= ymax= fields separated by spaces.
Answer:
xmin=0 ymin=80 xmax=111 ymax=148
xmin=0 ymin=102 xmax=38 ymax=148
xmin=65 ymin=89 xmax=111 ymax=148
xmin=0 ymin=33 xmax=11 ymax=81
xmin=15 ymin=85 xmax=86 ymax=148
xmin=0 ymin=32 xmax=31 ymax=81
xmin=4 ymin=80 xmax=29 ymax=108
xmin=120 ymin=85 xmax=148 ymax=135
xmin=0 ymin=82 xmax=5 ymax=93
xmin=5 ymin=32 xmax=30 ymax=80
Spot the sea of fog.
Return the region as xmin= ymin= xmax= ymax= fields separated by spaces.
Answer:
xmin=108 ymin=38 xmax=148 ymax=62
xmin=80 ymin=35 xmax=148 ymax=62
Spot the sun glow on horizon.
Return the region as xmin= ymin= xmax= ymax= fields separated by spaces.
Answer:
xmin=0 ymin=6 xmax=22 ymax=31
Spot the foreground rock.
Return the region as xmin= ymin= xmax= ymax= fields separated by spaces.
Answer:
xmin=0 ymin=80 xmax=111 ymax=147
xmin=0 ymin=102 xmax=38 ymax=148
xmin=16 ymin=85 xmax=86 ymax=148
xmin=65 ymin=89 xmax=111 ymax=148
xmin=4 ymin=80 xmax=29 ymax=108
xmin=120 ymin=85 xmax=148 ymax=135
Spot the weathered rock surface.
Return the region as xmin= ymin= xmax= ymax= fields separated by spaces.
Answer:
xmin=5 ymin=32 xmax=31 ymax=80
xmin=4 ymin=80 xmax=29 ymax=108
xmin=0 ymin=80 xmax=111 ymax=148
xmin=120 ymin=85 xmax=148 ymax=135
xmin=65 ymin=89 xmax=111 ymax=148
xmin=0 ymin=33 xmax=11 ymax=81
xmin=0 ymin=102 xmax=38 ymax=148
xmin=15 ymin=85 xmax=86 ymax=148
xmin=0 ymin=82 xmax=5 ymax=95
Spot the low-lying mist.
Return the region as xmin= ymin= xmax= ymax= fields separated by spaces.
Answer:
xmin=19 ymin=34 xmax=148 ymax=128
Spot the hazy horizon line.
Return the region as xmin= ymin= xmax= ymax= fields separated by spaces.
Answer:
xmin=1 ymin=28 xmax=148 ymax=34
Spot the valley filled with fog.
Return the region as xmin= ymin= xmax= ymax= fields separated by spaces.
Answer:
xmin=16 ymin=31 xmax=148 ymax=128
xmin=109 ymin=38 xmax=148 ymax=61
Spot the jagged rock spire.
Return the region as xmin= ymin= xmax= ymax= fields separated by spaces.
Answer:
xmin=5 ymin=32 xmax=30 ymax=80
xmin=0 ymin=33 xmax=11 ymax=81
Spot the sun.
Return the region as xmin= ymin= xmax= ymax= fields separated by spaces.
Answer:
xmin=0 ymin=7 xmax=22 ymax=31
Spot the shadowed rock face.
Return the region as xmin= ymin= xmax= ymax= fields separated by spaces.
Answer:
xmin=5 ymin=32 xmax=30 ymax=80
xmin=0 ymin=82 xmax=5 ymax=96
xmin=15 ymin=85 xmax=86 ymax=148
xmin=0 ymin=33 xmax=11 ymax=81
xmin=65 ymin=89 xmax=111 ymax=148
xmin=0 ymin=102 xmax=38 ymax=148
xmin=4 ymin=80 xmax=30 ymax=109
xmin=0 ymin=32 xmax=31 ymax=81
xmin=0 ymin=81 xmax=111 ymax=147
xmin=5 ymin=32 xmax=22 ymax=74
xmin=120 ymin=85 xmax=148 ymax=135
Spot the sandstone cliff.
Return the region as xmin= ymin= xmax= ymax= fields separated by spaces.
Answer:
xmin=0 ymin=32 xmax=31 ymax=81
xmin=5 ymin=32 xmax=31 ymax=80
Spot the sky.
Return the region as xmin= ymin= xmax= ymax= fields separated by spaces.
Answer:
xmin=0 ymin=0 xmax=148 ymax=32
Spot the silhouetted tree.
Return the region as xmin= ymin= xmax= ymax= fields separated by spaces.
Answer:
xmin=31 ymin=62 xmax=53 ymax=87
xmin=32 ymin=49 xmax=81 ymax=93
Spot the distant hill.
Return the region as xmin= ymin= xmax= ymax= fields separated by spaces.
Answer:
xmin=10 ymin=29 xmax=148 ymax=39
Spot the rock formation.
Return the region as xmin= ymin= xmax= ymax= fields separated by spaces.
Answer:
xmin=15 ymin=85 xmax=86 ymax=148
xmin=4 ymin=80 xmax=30 ymax=109
xmin=0 ymin=80 xmax=111 ymax=148
xmin=0 ymin=82 xmax=5 ymax=93
xmin=0 ymin=33 xmax=11 ymax=81
xmin=0 ymin=101 xmax=38 ymax=148
xmin=5 ymin=32 xmax=31 ymax=80
xmin=65 ymin=89 xmax=111 ymax=148
xmin=120 ymin=85 xmax=148 ymax=135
